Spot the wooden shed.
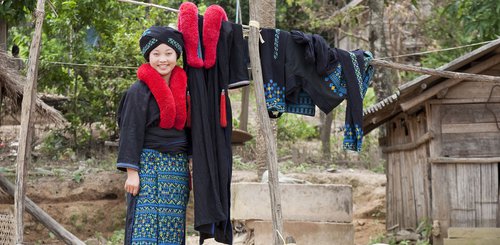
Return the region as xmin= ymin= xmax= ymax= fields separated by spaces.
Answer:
xmin=363 ymin=39 xmax=500 ymax=244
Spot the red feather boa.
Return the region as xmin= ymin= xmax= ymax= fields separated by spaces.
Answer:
xmin=137 ymin=64 xmax=187 ymax=130
xmin=178 ymin=2 xmax=226 ymax=69
xmin=203 ymin=5 xmax=227 ymax=69
xmin=178 ymin=2 xmax=204 ymax=68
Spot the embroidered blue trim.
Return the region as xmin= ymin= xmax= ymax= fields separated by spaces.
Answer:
xmin=343 ymin=124 xmax=363 ymax=152
xmin=167 ymin=38 xmax=183 ymax=54
xmin=324 ymin=64 xmax=347 ymax=97
xmin=141 ymin=38 xmax=158 ymax=55
xmin=264 ymin=79 xmax=286 ymax=115
xmin=274 ymin=29 xmax=280 ymax=60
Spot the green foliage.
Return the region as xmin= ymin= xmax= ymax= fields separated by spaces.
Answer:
xmin=107 ymin=229 xmax=125 ymax=245
xmin=276 ymin=0 xmax=366 ymax=44
xmin=7 ymin=0 xmax=185 ymax=156
xmin=421 ymin=0 xmax=500 ymax=68
xmin=0 ymin=0 xmax=36 ymax=24
xmin=232 ymin=155 xmax=254 ymax=170
xmin=277 ymin=114 xmax=318 ymax=142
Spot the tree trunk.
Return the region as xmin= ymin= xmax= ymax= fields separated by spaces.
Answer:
xmin=255 ymin=0 xmax=277 ymax=178
xmin=0 ymin=18 xmax=7 ymax=52
xmin=368 ymin=0 xmax=395 ymax=101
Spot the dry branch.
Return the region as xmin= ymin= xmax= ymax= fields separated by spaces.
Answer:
xmin=117 ymin=0 xmax=179 ymax=12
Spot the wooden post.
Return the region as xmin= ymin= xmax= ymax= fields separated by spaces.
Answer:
xmin=248 ymin=1 xmax=284 ymax=244
xmin=0 ymin=174 xmax=85 ymax=244
xmin=15 ymin=0 xmax=46 ymax=243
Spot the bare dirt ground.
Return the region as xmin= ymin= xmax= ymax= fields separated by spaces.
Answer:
xmin=0 ymin=114 xmax=386 ymax=244
xmin=0 ymin=165 xmax=385 ymax=245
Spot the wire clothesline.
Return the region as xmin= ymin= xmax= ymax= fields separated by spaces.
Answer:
xmin=7 ymin=38 xmax=495 ymax=70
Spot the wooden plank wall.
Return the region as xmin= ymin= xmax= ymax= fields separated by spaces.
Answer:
xmin=386 ymin=111 xmax=431 ymax=230
xmin=444 ymin=227 xmax=500 ymax=245
xmin=428 ymin=78 xmax=500 ymax=244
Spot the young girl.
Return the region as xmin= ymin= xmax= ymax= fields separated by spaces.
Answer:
xmin=116 ymin=26 xmax=190 ymax=245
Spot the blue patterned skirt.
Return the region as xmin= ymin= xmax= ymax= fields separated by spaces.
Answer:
xmin=130 ymin=149 xmax=190 ymax=245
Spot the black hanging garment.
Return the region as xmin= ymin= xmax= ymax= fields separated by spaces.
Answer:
xmin=286 ymin=30 xmax=374 ymax=151
xmin=259 ymin=28 xmax=316 ymax=117
xmin=178 ymin=2 xmax=249 ymax=244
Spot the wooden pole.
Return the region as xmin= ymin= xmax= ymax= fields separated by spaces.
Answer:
xmin=370 ymin=58 xmax=500 ymax=84
xmin=0 ymin=174 xmax=85 ymax=244
xmin=15 ymin=0 xmax=45 ymax=243
xmin=399 ymin=54 xmax=500 ymax=111
xmin=248 ymin=1 xmax=284 ymax=244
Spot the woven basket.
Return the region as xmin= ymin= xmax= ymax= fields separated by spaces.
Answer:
xmin=0 ymin=212 xmax=14 ymax=245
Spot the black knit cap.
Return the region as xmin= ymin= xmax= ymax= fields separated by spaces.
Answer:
xmin=139 ymin=26 xmax=184 ymax=61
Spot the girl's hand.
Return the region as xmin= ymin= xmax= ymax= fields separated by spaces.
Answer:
xmin=125 ymin=168 xmax=140 ymax=196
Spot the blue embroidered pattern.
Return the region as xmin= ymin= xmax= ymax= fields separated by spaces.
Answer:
xmin=324 ymin=64 xmax=347 ymax=97
xmin=265 ymin=79 xmax=286 ymax=116
xmin=141 ymin=38 xmax=158 ymax=55
xmin=324 ymin=51 xmax=374 ymax=99
xmin=361 ymin=51 xmax=374 ymax=97
xmin=131 ymin=150 xmax=189 ymax=245
xmin=349 ymin=52 xmax=365 ymax=99
xmin=343 ymin=124 xmax=363 ymax=152
xmin=142 ymin=29 xmax=151 ymax=37
xmin=167 ymin=38 xmax=183 ymax=54
xmin=273 ymin=29 xmax=280 ymax=60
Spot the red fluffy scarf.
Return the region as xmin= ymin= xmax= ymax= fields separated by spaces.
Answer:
xmin=137 ymin=64 xmax=187 ymax=130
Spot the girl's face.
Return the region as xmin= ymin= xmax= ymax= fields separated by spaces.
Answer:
xmin=149 ymin=43 xmax=177 ymax=80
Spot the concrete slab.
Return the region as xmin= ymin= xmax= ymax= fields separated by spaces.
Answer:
xmin=231 ymin=183 xmax=352 ymax=222
xmin=247 ymin=221 xmax=354 ymax=245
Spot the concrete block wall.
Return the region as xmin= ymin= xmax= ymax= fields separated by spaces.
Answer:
xmin=231 ymin=183 xmax=354 ymax=245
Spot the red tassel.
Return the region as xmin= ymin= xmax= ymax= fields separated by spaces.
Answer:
xmin=220 ymin=89 xmax=227 ymax=128
xmin=187 ymin=91 xmax=192 ymax=128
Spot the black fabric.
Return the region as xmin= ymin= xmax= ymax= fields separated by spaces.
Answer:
xmin=143 ymin=127 xmax=188 ymax=154
xmin=338 ymin=49 xmax=369 ymax=151
xmin=260 ymin=28 xmax=288 ymax=118
xmin=116 ymin=80 xmax=190 ymax=171
xmin=183 ymin=17 xmax=248 ymax=244
xmin=285 ymin=30 xmax=344 ymax=114
xmin=139 ymin=26 xmax=184 ymax=61
xmin=290 ymin=30 xmax=337 ymax=76
xmin=124 ymin=193 xmax=137 ymax=244
xmin=228 ymin=23 xmax=250 ymax=89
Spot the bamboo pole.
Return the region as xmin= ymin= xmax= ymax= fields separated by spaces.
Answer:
xmin=15 ymin=0 xmax=45 ymax=243
xmin=248 ymin=2 xmax=284 ymax=245
xmin=0 ymin=174 xmax=85 ymax=244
